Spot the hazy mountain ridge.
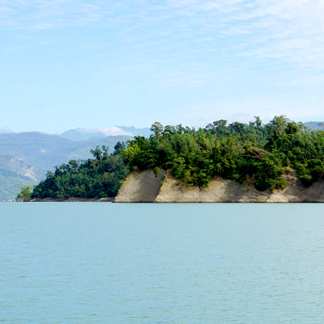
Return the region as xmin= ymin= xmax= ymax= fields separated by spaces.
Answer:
xmin=0 ymin=155 xmax=45 ymax=182
xmin=116 ymin=126 xmax=151 ymax=138
xmin=0 ymin=173 xmax=36 ymax=201
xmin=0 ymin=127 xmax=13 ymax=134
xmin=0 ymin=155 xmax=45 ymax=201
xmin=60 ymin=126 xmax=149 ymax=141
xmin=0 ymin=132 xmax=135 ymax=200
xmin=0 ymin=125 xmax=150 ymax=200
xmin=0 ymin=132 xmax=133 ymax=171
xmin=60 ymin=129 xmax=106 ymax=141
xmin=304 ymin=122 xmax=324 ymax=130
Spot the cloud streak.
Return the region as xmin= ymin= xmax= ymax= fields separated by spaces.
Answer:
xmin=1 ymin=0 xmax=323 ymax=67
xmin=75 ymin=127 xmax=132 ymax=136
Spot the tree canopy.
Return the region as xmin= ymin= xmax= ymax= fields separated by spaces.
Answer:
xmin=31 ymin=142 xmax=129 ymax=200
xmin=17 ymin=185 xmax=33 ymax=201
xmin=122 ymin=116 xmax=324 ymax=191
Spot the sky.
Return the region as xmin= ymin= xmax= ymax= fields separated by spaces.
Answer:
xmin=1 ymin=0 xmax=324 ymax=133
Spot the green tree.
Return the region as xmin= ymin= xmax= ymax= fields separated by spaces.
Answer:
xmin=150 ymin=122 xmax=163 ymax=138
xmin=17 ymin=185 xmax=33 ymax=202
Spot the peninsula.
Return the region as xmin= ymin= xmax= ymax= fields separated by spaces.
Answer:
xmin=27 ymin=116 xmax=324 ymax=202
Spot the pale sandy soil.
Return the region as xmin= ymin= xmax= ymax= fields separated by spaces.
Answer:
xmin=115 ymin=170 xmax=324 ymax=203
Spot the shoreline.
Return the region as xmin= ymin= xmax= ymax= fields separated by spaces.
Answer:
xmin=30 ymin=197 xmax=115 ymax=202
xmin=23 ymin=169 xmax=324 ymax=203
xmin=115 ymin=170 xmax=324 ymax=203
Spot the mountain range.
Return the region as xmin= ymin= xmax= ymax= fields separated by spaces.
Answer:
xmin=303 ymin=122 xmax=324 ymax=131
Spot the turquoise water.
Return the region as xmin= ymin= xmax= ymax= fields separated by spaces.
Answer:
xmin=1 ymin=203 xmax=324 ymax=323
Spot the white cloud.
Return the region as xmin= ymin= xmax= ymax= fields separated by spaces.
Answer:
xmin=78 ymin=127 xmax=132 ymax=136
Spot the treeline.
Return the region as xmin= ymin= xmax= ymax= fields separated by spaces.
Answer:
xmin=123 ymin=116 xmax=324 ymax=191
xmin=31 ymin=144 xmax=129 ymax=199
xmin=29 ymin=116 xmax=324 ymax=200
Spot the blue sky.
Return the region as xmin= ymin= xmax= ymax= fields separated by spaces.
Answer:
xmin=1 ymin=0 xmax=324 ymax=133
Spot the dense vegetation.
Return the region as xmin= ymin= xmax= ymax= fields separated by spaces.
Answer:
xmin=0 ymin=132 xmax=132 ymax=201
xmin=123 ymin=116 xmax=324 ymax=191
xmin=31 ymin=144 xmax=129 ymax=199
xmin=28 ymin=116 xmax=324 ymax=200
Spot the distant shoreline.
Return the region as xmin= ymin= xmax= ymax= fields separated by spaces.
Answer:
xmin=30 ymin=197 xmax=114 ymax=202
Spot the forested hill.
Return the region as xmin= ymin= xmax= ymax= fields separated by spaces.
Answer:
xmin=30 ymin=116 xmax=324 ymax=200
xmin=0 ymin=132 xmax=132 ymax=200
xmin=123 ymin=116 xmax=324 ymax=191
xmin=31 ymin=143 xmax=129 ymax=200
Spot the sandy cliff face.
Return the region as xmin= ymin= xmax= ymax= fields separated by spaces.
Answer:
xmin=115 ymin=170 xmax=164 ymax=202
xmin=115 ymin=170 xmax=324 ymax=203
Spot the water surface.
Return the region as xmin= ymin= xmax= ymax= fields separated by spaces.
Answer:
xmin=1 ymin=203 xmax=324 ymax=323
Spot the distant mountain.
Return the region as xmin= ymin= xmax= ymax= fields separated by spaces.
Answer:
xmin=0 ymin=132 xmax=132 ymax=171
xmin=60 ymin=126 xmax=151 ymax=141
xmin=0 ymin=155 xmax=45 ymax=201
xmin=65 ymin=135 xmax=133 ymax=163
xmin=60 ymin=127 xmax=132 ymax=141
xmin=304 ymin=122 xmax=324 ymax=130
xmin=0 ymin=127 xmax=13 ymax=134
xmin=60 ymin=129 xmax=106 ymax=141
xmin=116 ymin=126 xmax=151 ymax=138
xmin=0 ymin=155 xmax=45 ymax=182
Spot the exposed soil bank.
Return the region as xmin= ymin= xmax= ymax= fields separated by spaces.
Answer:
xmin=116 ymin=170 xmax=324 ymax=203
xmin=115 ymin=170 xmax=164 ymax=203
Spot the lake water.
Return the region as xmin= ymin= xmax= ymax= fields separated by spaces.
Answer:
xmin=1 ymin=203 xmax=324 ymax=323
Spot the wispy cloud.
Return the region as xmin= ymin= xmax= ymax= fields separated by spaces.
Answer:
xmin=1 ymin=0 xmax=323 ymax=67
xmin=77 ymin=126 xmax=132 ymax=136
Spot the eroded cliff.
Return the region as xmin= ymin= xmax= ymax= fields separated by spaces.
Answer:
xmin=115 ymin=170 xmax=324 ymax=203
xmin=115 ymin=170 xmax=164 ymax=202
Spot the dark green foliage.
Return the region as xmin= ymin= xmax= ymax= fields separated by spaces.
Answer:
xmin=295 ymin=159 xmax=324 ymax=186
xmin=123 ymin=116 xmax=324 ymax=191
xmin=31 ymin=143 xmax=129 ymax=199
